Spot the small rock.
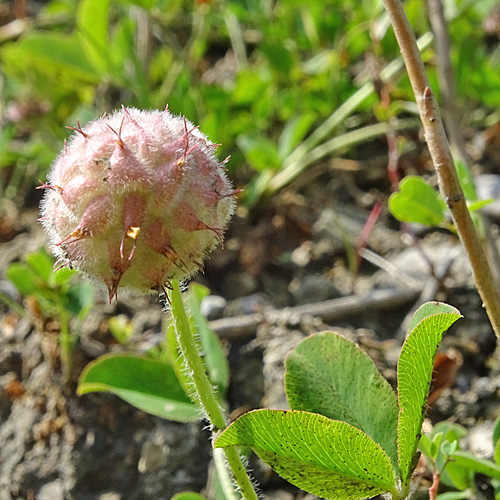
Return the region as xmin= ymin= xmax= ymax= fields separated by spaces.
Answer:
xmin=99 ymin=494 xmax=121 ymax=500
xmin=476 ymin=174 xmax=500 ymax=219
xmin=0 ymin=280 xmax=20 ymax=302
xmin=38 ymin=480 xmax=64 ymax=500
xmin=289 ymin=274 xmax=340 ymax=305
xmin=138 ymin=441 xmax=169 ymax=473
xmin=200 ymin=295 xmax=227 ymax=320
xmin=290 ymin=241 xmax=312 ymax=267
xmin=224 ymin=293 xmax=267 ymax=316
xmin=462 ymin=421 xmax=495 ymax=459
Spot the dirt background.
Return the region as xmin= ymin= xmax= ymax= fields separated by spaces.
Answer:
xmin=2 ymin=125 xmax=500 ymax=500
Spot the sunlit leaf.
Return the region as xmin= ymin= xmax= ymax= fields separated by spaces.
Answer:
xmin=9 ymin=33 xmax=98 ymax=77
xmin=215 ymin=409 xmax=396 ymax=500
xmin=467 ymin=199 xmax=493 ymax=213
xmin=278 ymin=113 xmax=316 ymax=159
xmin=389 ymin=176 xmax=446 ymax=226
xmin=118 ymin=0 xmax=155 ymax=8
xmin=171 ymin=493 xmax=208 ymax=500
xmin=237 ymin=134 xmax=281 ymax=172
xmin=398 ymin=302 xmax=462 ymax=485
xmin=450 ymin=451 xmax=500 ymax=480
xmin=25 ymin=250 xmax=54 ymax=281
xmin=455 ymin=160 xmax=477 ymax=202
xmin=422 ymin=421 xmax=469 ymax=490
xmin=76 ymin=0 xmax=110 ymax=74
xmin=6 ymin=263 xmax=38 ymax=296
xmin=65 ymin=281 xmax=94 ymax=320
xmin=494 ymin=439 xmax=500 ymax=467
xmin=493 ymin=414 xmax=500 ymax=449
xmin=260 ymin=43 xmax=295 ymax=76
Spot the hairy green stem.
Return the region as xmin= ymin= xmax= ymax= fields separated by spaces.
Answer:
xmin=213 ymin=448 xmax=240 ymax=500
xmin=168 ymin=280 xmax=259 ymax=500
xmin=58 ymin=305 xmax=73 ymax=382
xmin=381 ymin=0 xmax=500 ymax=340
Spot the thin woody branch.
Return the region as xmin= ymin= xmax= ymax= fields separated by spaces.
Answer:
xmin=381 ymin=0 xmax=500 ymax=340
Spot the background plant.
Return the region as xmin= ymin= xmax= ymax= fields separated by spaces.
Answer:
xmin=420 ymin=419 xmax=500 ymax=500
xmin=5 ymin=248 xmax=94 ymax=379
xmin=78 ymin=283 xmax=229 ymax=424
xmin=2 ymin=0 xmax=499 ymax=206
xmin=389 ymin=161 xmax=492 ymax=231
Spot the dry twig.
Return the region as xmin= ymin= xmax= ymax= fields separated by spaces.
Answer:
xmin=381 ymin=0 xmax=500 ymax=340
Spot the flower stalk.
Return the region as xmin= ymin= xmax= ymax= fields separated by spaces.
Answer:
xmin=168 ymin=280 xmax=259 ymax=500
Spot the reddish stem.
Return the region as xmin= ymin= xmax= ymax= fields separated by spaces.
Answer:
xmin=428 ymin=468 xmax=440 ymax=500
xmin=356 ymin=202 xmax=382 ymax=272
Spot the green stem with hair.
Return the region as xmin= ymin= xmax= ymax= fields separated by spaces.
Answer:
xmin=168 ymin=280 xmax=259 ymax=500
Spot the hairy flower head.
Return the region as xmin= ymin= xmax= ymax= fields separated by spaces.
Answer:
xmin=39 ymin=106 xmax=236 ymax=301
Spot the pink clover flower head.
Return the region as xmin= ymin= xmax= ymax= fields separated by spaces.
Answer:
xmin=39 ymin=106 xmax=237 ymax=301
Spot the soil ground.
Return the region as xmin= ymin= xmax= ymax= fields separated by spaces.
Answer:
xmin=2 ymin=127 xmax=500 ymax=500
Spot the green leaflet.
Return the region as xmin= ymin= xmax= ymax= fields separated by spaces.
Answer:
xmin=78 ymin=354 xmax=199 ymax=422
xmin=285 ymin=331 xmax=399 ymax=472
xmin=397 ymin=303 xmax=462 ymax=485
xmin=215 ymin=409 xmax=396 ymax=500
xmin=389 ymin=176 xmax=446 ymax=226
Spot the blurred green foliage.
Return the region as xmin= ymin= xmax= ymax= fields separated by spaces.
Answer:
xmin=1 ymin=0 xmax=499 ymax=205
xmin=389 ymin=161 xmax=493 ymax=230
xmin=420 ymin=418 xmax=500 ymax=499
xmin=6 ymin=248 xmax=94 ymax=378
xmin=77 ymin=283 xmax=229 ymax=423
xmin=6 ymin=248 xmax=94 ymax=321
